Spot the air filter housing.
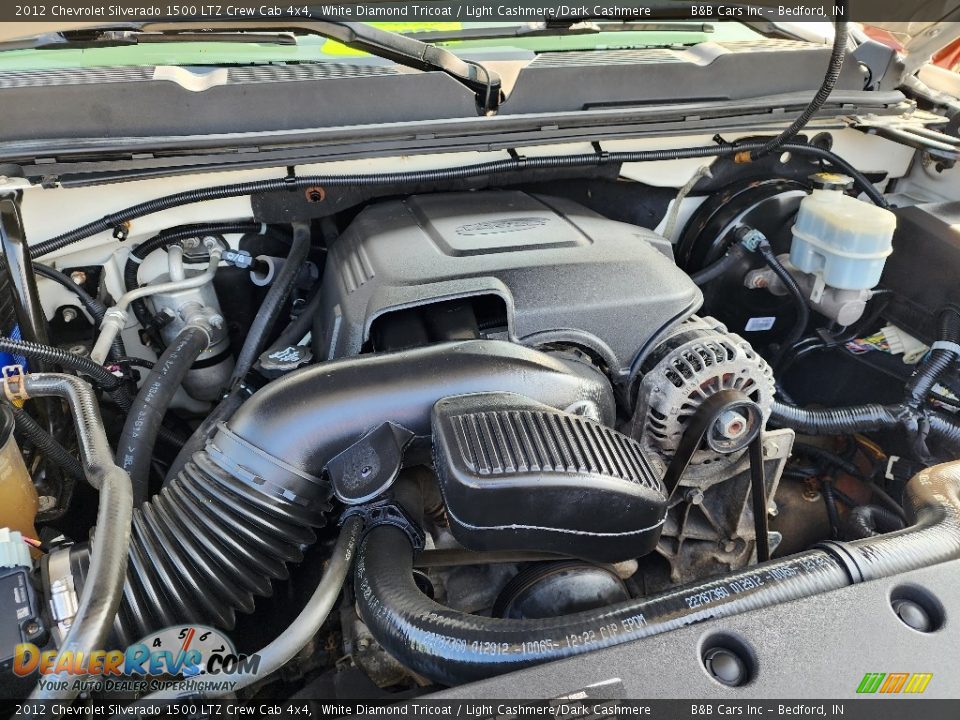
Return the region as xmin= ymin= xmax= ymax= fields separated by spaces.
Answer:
xmin=432 ymin=392 xmax=668 ymax=562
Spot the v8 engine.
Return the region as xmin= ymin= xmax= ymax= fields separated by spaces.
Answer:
xmin=3 ymin=130 xmax=959 ymax=706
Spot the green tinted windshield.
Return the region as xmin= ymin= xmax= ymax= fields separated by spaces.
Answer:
xmin=0 ymin=21 xmax=761 ymax=70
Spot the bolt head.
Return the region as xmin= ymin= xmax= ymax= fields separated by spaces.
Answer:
xmin=684 ymin=488 xmax=705 ymax=505
xmin=38 ymin=495 xmax=57 ymax=512
xmin=62 ymin=308 xmax=79 ymax=323
xmin=69 ymin=271 xmax=87 ymax=285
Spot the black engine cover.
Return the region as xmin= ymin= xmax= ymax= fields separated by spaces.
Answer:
xmin=432 ymin=392 xmax=668 ymax=563
xmin=316 ymin=191 xmax=700 ymax=383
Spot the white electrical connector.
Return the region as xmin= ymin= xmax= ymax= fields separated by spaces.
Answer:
xmin=882 ymin=324 xmax=929 ymax=364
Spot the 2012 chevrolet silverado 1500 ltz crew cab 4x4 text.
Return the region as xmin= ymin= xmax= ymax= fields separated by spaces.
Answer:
xmin=0 ymin=1 xmax=958 ymax=715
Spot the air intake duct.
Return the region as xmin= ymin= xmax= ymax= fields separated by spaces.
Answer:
xmin=51 ymin=341 xmax=614 ymax=645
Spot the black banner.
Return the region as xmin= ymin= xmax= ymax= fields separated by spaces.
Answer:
xmin=2 ymin=1 xmax=959 ymax=23
xmin=6 ymin=699 xmax=960 ymax=719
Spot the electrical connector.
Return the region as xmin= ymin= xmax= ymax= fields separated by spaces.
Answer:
xmin=881 ymin=325 xmax=929 ymax=364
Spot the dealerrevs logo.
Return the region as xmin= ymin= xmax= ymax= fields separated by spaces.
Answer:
xmin=857 ymin=672 xmax=933 ymax=694
xmin=13 ymin=625 xmax=259 ymax=691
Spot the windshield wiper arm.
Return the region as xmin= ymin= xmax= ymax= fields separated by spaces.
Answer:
xmin=26 ymin=29 xmax=298 ymax=49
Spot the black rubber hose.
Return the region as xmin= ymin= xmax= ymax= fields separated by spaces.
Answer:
xmin=844 ymin=504 xmax=906 ymax=539
xmin=354 ymin=458 xmax=960 ymax=686
xmin=113 ymin=357 xmax=155 ymax=371
xmin=790 ymin=441 xmax=906 ymax=519
xmin=31 ymin=141 xmax=886 ymax=262
xmin=229 ymin=222 xmax=311 ymax=386
xmin=0 ymin=335 xmax=121 ymax=390
xmin=750 ymin=1 xmax=849 ymax=159
xmin=905 ymin=305 xmax=960 ymax=409
xmin=12 ymin=405 xmax=84 ymax=480
xmin=792 ymin=441 xmax=863 ymax=478
xmin=115 ymin=325 xmax=209 ymax=506
xmin=755 ymin=239 xmax=810 ymax=369
xmin=262 ymin=283 xmax=325 ymax=357
xmin=690 ymin=243 xmax=749 ymax=286
xmin=821 ymin=479 xmax=841 ymax=538
xmin=122 ymin=222 xmax=264 ymax=290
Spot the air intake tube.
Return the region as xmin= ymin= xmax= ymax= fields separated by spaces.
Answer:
xmin=60 ymin=340 xmax=614 ymax=645
xmin=355 ymin=460 xmax=960 ymax=686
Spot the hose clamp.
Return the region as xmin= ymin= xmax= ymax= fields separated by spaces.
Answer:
xmin=341 ymin=500 xmax=426 ymax=553
xmin=1 ymin=365 xmax=29 ymax=405
xmin=931 ymin=340 xmax=960 ymax=357
xmin=206 ymin=423 xmax=327 ymax=506
xmin=44 ymin=546 xmax=80 ymax=647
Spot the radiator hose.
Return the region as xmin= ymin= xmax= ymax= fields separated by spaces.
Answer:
xmin=355 ymin=459 xmax=960 ymax=686
xmin=62 ymin=340 xmax=613 ymax=645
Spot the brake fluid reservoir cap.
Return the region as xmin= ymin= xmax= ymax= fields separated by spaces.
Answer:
xmin=0 ymin=528 xmax=31 ymax=569
xmin=810 ymin=172 xmax=855 ymax=192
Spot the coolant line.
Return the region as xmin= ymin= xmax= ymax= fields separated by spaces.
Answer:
xmin=354 ymin=461 xmax=960 ymax=686
xmin=5 ymin=374 xmax=133 ymax=709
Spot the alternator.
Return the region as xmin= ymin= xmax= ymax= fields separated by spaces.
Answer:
xmin=630 ymin=316 xmax=775 ymax=480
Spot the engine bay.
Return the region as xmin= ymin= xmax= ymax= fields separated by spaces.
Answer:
xmin=1 ymin=127 xmax=960 ymax=704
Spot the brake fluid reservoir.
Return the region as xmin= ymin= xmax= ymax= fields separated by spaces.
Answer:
xmin=0 ymin=404 xmax=39 ymax=546
xmin=789 ymin=173 xmax=896 ymax=291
